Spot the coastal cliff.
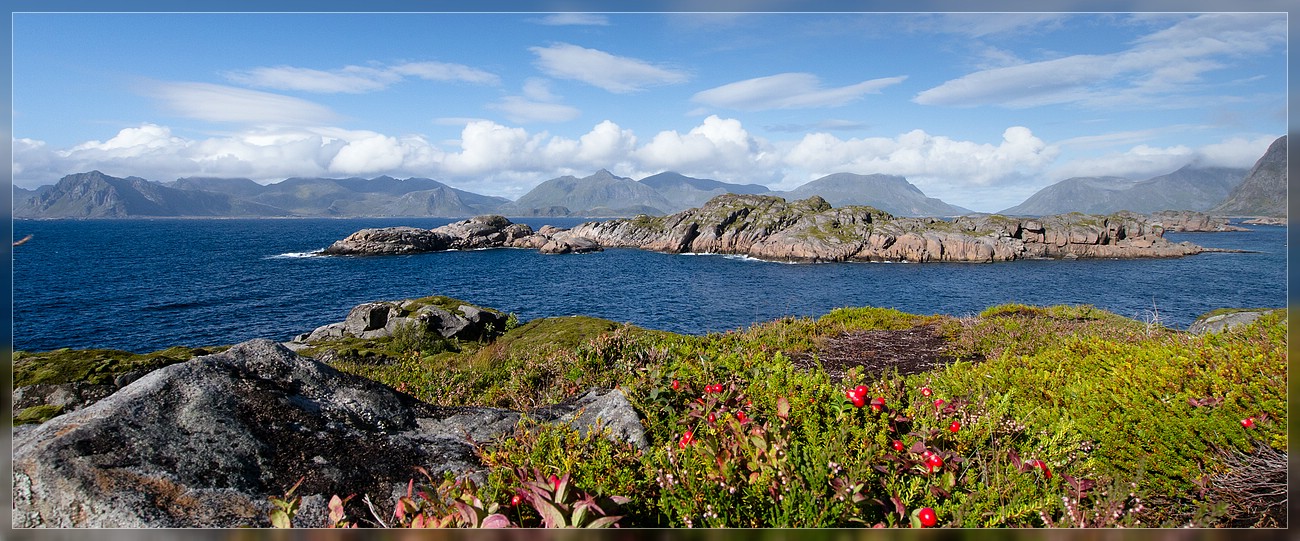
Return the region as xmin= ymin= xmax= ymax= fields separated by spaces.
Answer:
xmin=323 ymin=194 xmax=1218 ymax=262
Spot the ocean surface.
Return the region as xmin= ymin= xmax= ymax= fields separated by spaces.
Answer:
xmin=11 ymin=217 xmax=1288 ymax=353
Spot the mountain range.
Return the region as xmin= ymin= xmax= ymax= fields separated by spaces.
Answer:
xmin=999 ymin=165 xmax=1249 ymax=216
xmin=1210 ymin=135 xmax=1287 ymax=217
xmin=13 ymin=169 xmax=974 ymax=219
xmin=12 ymin=136 xmax=1286 ymax=219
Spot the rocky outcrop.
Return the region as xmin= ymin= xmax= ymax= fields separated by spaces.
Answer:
xmin=1149 ymin=210 xmax=1248 ymax=232
xmin=321 ymin=215 xmax=601 ymax=256
xmin=290 ymin=298 xmax=507 ymax=346
xmin=1242 ymin=217 xmax=1285 ymax=226
xmin=1187 ymin=309 xmax=1278 ymax=334
xmin=322 ymin=195 xmax=1225 ymax=262
xmin=321 ymin=215 xmax=534 ymax=255
xmin=567 ymin=194 xmax=1215 ymax=263
xmin=11 ymin=339 xmax=645 ymax=528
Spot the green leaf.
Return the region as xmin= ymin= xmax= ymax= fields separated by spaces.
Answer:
xmin=269 ymin=509 xmax=291 ymax=529
xmin=534 ymin=498 xmax=568 ymax=528
xmin=571 ymin=501 xmax=590 ymax=526
xmin=587 ymin=515 xmax=623 ymax=528
xmin=481 ymin=513 xmax=513 ymax=528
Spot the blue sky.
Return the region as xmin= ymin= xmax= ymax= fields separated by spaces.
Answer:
xmin=10 ymin=11 xmax=1288 ymax=212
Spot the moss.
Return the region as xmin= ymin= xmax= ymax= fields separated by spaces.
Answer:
xmin=491 ymin=316 xmax=625 ymax=357
xmin=400 ymin=295 xmax=479 ymax=315
xmin=13 ymin=404 xmax=64 ymax=425
xmin=13 ymin=345 xmax=218 ymax=387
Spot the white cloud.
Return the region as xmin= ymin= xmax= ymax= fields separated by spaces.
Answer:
xmin=635 ymin=115 xmax=775 ymax=175
xmin=693 ymin=73 xmax=907 ymax=111
xmin=152 ymin=82 xmax=341 ymax=126
xmin=534 ymin=13 xmax=609 ymax=26
xmin=224 ymin=61 xmax=499 ymax=93
xmin=1047 ymin=135 xmax=1275 ymax=181
xmin=530 ymin=43 xmax=689 ymax=93
xmin=914 ymin=13 xmax=1286 ymax=109
xmin=489 ymin=97 xmax=582 ymax=124
xmin=488 ymin=78 xmax=582 ymax=124
xmin=15 ymin=117 xmax=1274 ymax=212
xmin=781 ymin=126 xmax=1058 ymax=189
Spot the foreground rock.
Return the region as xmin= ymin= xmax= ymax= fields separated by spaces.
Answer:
xmin=1187 ymin=309 xmax=1279 ymax=334
xmin=12 ymin=339 xmax=645 ymax=528
xmin=568 ymin=194 xmax=1218 ymax=263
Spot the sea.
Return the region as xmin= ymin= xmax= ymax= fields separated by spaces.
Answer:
xmin=11 ymin=217 xmax=1289 ymax=354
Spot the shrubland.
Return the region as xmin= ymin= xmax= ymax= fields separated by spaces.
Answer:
xmin=13 ymin=302 xmax=1287 ymax=528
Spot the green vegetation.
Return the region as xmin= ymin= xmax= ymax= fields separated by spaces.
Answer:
xmin=15 ymin=300 xmax=1286 ymax=528
xmin=12 ymin=345 xmax=220 ymax=387
xmin=14 ymin=404 xmax=64 ymax=425
xmin=320 ymin=302 xmax=1285 ymax=527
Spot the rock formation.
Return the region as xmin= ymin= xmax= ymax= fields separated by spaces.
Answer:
xmin=1148 ymin=211 xmax=1249 ymax=232
xmin=567 ymin=194 xmax=1215 ymax=263
xmin=1187 ymin=309 xmax=1278 ymax=334
xmin=321 ymin=215 xmax=535 ymax=255
xmin=12 ymin=339 xmax=645 ymax=528
xmin=290 ymin=299 xmax=507 ymax=346
xmin=321 ymin=195 xmax=1226 ymax=262
xmin=322 ymin=216 xmax=602 ymax=256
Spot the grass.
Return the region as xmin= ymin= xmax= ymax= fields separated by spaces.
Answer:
xmin=12 ymin=345 xmax=222 ymax=387
xmin=13 ymin=300 xmax=1287 ymax=528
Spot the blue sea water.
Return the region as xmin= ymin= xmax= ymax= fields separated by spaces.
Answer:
xmin=11 ymin=217 xmax=1288 ymax=353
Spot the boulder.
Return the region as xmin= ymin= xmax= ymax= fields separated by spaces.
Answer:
xmin=343 ymin=302 xmax=401 ymax=338
xmin=12 ymin=339 xmax=645 ymax=528
xmin=1187 ymin=309 xmax=1276 ymax=334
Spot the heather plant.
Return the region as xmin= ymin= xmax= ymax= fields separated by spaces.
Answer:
xmin=87 ymin=299 xmax=1279 ymax=529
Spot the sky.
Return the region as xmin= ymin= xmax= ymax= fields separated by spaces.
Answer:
xmin=9 ymin=11 xmax=1288 ymax=212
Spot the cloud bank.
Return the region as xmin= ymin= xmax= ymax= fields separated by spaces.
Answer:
xmin=13 ymin=117 xmax=1274 ymax=210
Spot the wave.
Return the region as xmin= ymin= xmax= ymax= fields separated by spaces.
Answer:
xmin=268 ymin=250 xmax=325 ymax=259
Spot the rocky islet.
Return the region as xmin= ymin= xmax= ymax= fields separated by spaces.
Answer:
xmin=322 ymin=194 xmax=1233 ymax=263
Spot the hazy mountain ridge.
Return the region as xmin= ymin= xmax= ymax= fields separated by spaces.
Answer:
xmin=14 ymin=171 xmax=290 ymax=218
xmin=1210 ymin=135 xmax=1287 ymax=217
xmin=498 ymin=169 xmax=676 ymax=217
xmin=778 ymin=173 xmax=972 ymax=217
xmin=20 ymin=142 xmax=1273 ymax=220
xmin=1001 ymin=165 xmax=1248 ymax=216
xmin=637 ymin=171 xmax=771 ymax=212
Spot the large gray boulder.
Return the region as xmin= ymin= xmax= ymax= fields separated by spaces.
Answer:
xmin=12 ymin=339 xmax=645 ymax=528
xmin=1187 ymin=309 xmax=1277 ymax=334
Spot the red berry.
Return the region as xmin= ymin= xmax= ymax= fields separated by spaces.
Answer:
xmin=892 ymin=440 xmax=904 ymax=452
xmin=870 ymin=397 xmax=885 ymax=412
xmin=1241 ymin=417 xmax=1255 ymax=428
xmin=707 ymin=413 xmax=716 ymax=424
xmin=934 ymin=398 xmax=945 ymax=408
xmin=736 ymin=411 xmax=748 ymax=423
xmin=928 ymin=455 xmax=944 ymax=469
xmin=851 ymin=395 xmax=866 ymax=408
xmin=854 ymin=385 xmax=868 ymax=397
xmin=671 ymin=379 xmax=680 ymax=391
xmin=918 ymin=507 xmax=937 ymax=527
xmin=921 ymin=387 xmax=932 ymax=397
xmin=679 ymin=429 xmax=695 ymax=448
xmin=510 ymin=494 xmax=522 ymax=506
xmin=949 ymin=420 xmax=961 ymax=433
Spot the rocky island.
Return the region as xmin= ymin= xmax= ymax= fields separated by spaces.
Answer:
xmin=324 ymin=194 xmax=1225 ymax=263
